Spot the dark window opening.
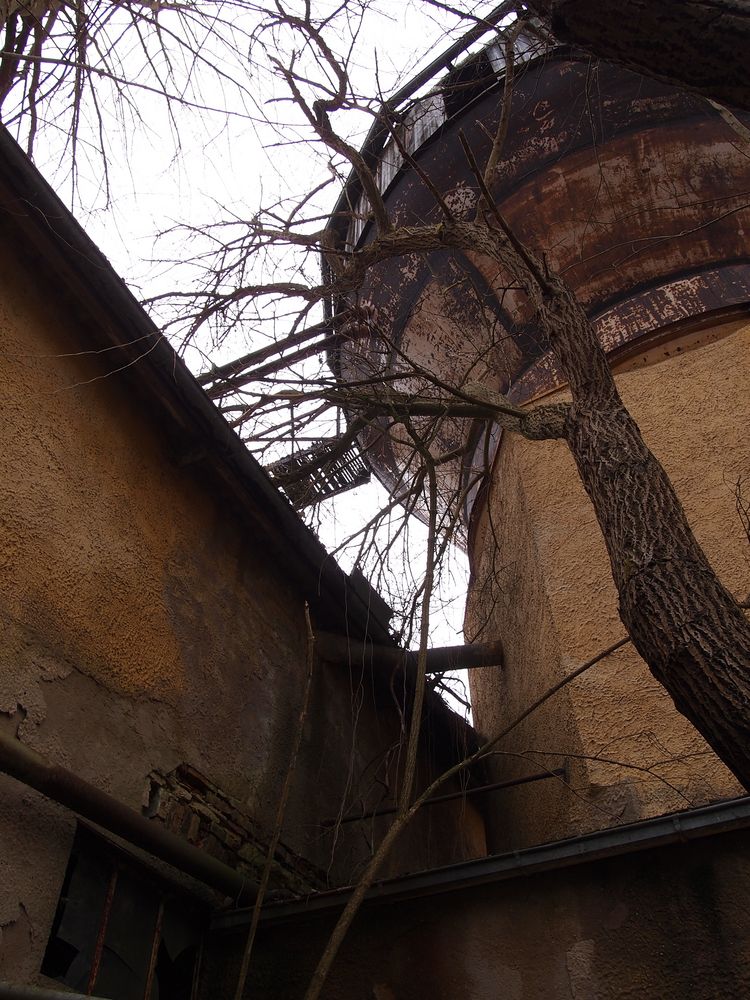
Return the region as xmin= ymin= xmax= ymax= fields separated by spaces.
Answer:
xmin=41 ymin=827 xmax=206 ymax=1000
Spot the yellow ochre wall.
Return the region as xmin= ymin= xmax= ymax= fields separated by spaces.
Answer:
xmin=467 ymin=318 xmax=750 ymax=851
xmin=0 ymin=238 xmax=483 ymax=984
xmin=0 ymin=237 xmax=314 ymax=980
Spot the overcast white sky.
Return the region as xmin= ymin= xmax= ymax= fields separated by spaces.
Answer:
xmin=17 ymin=1 xmax=508 ymax=712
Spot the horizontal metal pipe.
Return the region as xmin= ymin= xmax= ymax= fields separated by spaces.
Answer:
xmin=323 ymin=768 xmax=565 ymax=827
xmin=316 ymin=633 xmax=503 ymax=674
xmin=0 ymin=984 xmax=109 ymax=1000
xmin=0 ymin=732 xmax=257 ymax=904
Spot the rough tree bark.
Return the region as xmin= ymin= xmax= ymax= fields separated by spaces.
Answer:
xmin=335 ymin=205 xmax=750 ymax=784
xmin=527 ymin=0 xmax=750 ymax=111
xmin=535 ymin=259 xmax=750 ymax=788
xmin=398 ymin=215 xmax=750 ymax=788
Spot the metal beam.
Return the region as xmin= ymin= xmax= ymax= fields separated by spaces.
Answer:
xmin=315 ymin=632 xmax=503 ymax=674
xmin=0 ymin=731 xmax=257 ymax=904
xmin=323 ymin=767 xmax=565 ymax=827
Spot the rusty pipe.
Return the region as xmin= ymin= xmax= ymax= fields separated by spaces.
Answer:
xmin=0 ymin=731 xmax=257 ymax=904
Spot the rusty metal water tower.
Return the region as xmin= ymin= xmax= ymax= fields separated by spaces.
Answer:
xmin=326 ymin=20 xmax=750 ymax=846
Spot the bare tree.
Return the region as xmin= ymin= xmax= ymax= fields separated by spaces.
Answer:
xmin=5 ymin=1 xmax=750 ymax=994
xmin=0 ymin=1 xmax=281 ymax=203
xmin=178 ymin=1 xmax=750 ymax=792
xmin=199 ymin=9 xmax=749 ymax=992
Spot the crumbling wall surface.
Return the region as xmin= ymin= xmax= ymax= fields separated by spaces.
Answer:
xmin=208 ymin=827 xmax=750 ymax=999
xmin=465 ymin=415 xmax=583 ymax=851
xmin=467 ymin=320 xmax=750 ymax=847
xmin=0 ymin=239 xmax=479 ymax=983
xmin=0 ymin=767 xmax=73 ymax=984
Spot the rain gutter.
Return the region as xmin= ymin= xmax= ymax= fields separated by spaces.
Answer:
xmin=212 ymin=795 xmax=750 ymax=930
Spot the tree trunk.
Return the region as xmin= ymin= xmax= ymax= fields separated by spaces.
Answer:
xmin=528 ymin=0 xmax=750 ymax=112
xmin=364 ymin=219 xmax=750 ymax=787
xmin=540 ymin=284 xmax=750 ymax=788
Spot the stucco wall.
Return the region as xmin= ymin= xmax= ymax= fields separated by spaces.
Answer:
xmin=0 ymin=239 xmax=483 ymax=984
xmin=207 ymin=824 xmax=750 ymax=999
xmin=466 ymin=319 xmax=749 ymax=850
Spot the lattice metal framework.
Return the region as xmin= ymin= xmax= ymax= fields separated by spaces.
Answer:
xmin=266 ymin=437 xmax=371 ymax=509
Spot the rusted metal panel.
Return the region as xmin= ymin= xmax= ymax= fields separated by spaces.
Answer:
xmin=333 ymin=50 xmax=750 ymax=533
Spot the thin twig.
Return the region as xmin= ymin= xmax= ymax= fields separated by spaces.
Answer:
xmin=303 ymin=438 xmax=440 ymax=1000
xmin=233 ymin=603 xmax=317 ymax=1000
xmin=303 ymin=633 xmax=632 ymax=999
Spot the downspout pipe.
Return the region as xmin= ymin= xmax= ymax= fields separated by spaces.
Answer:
xmin=0 ymin=731 xmax=257 ymax=905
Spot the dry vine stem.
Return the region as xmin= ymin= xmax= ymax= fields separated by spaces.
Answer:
xmin=303 ymin=431 xmax=441 ymax=1000
xmin=302 ymin=634 xmax=633 ymax=999
xmin=233 ymin=603 xmax=317 ymax=1000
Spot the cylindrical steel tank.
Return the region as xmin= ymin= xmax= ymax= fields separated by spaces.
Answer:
xmin=330 ymin=38 xmax=750 ymax=847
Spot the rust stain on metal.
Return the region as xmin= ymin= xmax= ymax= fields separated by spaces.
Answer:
xmin=334 ymin=54 xmax=750 ymax=528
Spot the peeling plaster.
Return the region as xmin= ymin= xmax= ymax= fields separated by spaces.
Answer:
xmin=0 ymin=903 xmax=33 ymax=981
xmin=566 ymin=939 xmax=597 ymax=1000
